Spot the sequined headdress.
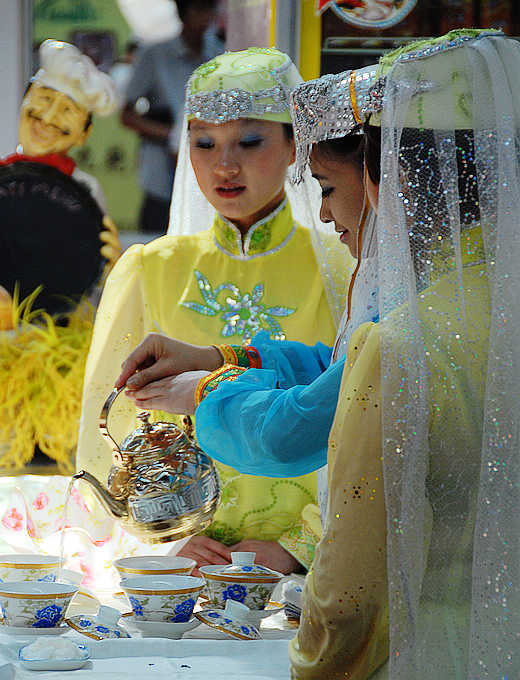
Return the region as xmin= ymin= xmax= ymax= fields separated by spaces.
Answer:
xmin=185 ymin=47 xmax=302 ymax=124
xmin=290 ymin=64 xmax=378 ymax=182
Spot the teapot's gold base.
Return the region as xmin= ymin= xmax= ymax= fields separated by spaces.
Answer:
xmin=118 ymin=506 xmax=216 ymax=544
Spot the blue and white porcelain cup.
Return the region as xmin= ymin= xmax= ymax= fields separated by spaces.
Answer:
xmin=0 ymin=581 xmax=78 ymax=628
xmin=0 ymin=554 xmax=62 ymax=583
xmin=121 ymin=575 xmax=204 ymax=623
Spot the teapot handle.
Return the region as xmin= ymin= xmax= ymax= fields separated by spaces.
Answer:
xmin=99 ymin=387 xmax=125 ymax=454
xmin=182 ymin=415 xmax=194 ymax=439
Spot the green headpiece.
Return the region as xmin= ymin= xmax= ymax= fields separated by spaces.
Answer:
xmin=367 ymin=29 xmax=505 ymax=128
xmin=185 ymin=47 xmax=302 ymax=125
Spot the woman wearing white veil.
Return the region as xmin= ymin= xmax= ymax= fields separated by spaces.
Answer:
xmin=77 ymin=47 xmax=355 ymax=574
xmin=290 ymin=28 xmax=519 ymax=679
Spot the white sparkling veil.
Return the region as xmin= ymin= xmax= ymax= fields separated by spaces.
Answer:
xmin=372 ymin=31 xmax=519 ymax=678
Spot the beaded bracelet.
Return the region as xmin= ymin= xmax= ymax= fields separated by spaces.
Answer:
xmin=213 ymin=344 xmax=262 ymax=369
xmin=195 ymin=364 xmax=247 ymax=406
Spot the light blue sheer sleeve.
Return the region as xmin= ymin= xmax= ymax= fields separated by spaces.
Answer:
xmin=249 ymin=330 xmax=333 ymax=388
xmin=195 ymin=354 xmax=344 ymax=478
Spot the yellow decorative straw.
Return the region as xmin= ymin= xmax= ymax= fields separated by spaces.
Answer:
xmin=0 ymin=286 xmax=93 ymax=472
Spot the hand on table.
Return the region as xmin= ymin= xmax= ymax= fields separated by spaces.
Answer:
xmin=124 ymin=370 xmax=209 ymax=415
xmin=177 ymin=536 xmax=233 ymax=576
xmin=230 ymin=540 xmax=302 ymax=575
xmin=115 ymin=333 xmax=222 ymax=391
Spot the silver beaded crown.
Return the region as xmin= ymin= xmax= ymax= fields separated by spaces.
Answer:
xmin=290 ymin=64 xmax=378 ymax=183
xmin=186 ymin=83 xmax=290 ymax=124
xmin=184 ymin=48 xmax=302 ymax=125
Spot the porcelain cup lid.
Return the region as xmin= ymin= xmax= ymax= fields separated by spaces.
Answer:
xmin=216 ymin=552 xmax=281 ymax=579
xmin=65 ymin=605 xmax=130 ymax=640
xmin=195 ymin=599 xmax=261 ymax=640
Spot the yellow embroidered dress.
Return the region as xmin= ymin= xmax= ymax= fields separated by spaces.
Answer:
xmin=289 ymin=228 xmax=490 ymax=679
xmin=77 ymin=197 xmax=337 ymax=563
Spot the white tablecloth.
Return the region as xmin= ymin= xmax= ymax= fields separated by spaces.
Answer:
xmin=0 ymin=636 xmax=293 ymax=679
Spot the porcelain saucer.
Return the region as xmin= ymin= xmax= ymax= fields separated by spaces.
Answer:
xmin=18 ymin=643 xmax=90 ymax=671
xmin=121 ymin=614 xmax=201 ymax=639
xmin=0 ymin=622 xmax=68 ymax=639
xmin=199 ymin=601 xmax=283 ymax=624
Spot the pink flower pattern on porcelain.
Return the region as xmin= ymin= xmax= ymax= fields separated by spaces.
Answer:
xmin=2 ymin=508 xmax=24 ymax=531
xmin=32 ymin=493 xmax=49 ymax=511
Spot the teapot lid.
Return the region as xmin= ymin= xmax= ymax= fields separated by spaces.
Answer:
xmin=100 ymin=387 xmax=195 ymax=456
xmin=216 ymin=552 xmax=280 ymax=579
xmin=119 ymin=412 xmax=189 ymax=454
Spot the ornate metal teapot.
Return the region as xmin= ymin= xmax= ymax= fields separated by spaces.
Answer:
xmin=74 ymin=387 xmax=220 ymax=544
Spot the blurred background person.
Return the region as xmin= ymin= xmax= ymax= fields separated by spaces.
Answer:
xmin=109 ymin=38 xmax=140 ymax=110
xmin=121 ymin=0 xmax=223 ymax=235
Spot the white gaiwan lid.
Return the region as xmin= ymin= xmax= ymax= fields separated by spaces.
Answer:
xmin=65 ymin=605 xmax=131 ymax=640
xmin=216 ymin=552 xmax=281 ymax=579
xmin=195 ymin=599 xmax=261 ymax=640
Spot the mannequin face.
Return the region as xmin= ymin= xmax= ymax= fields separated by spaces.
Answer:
xmin=18 ymin=84 xmax=90 ymax=156
xmin=310 ymin=149 xmax=365 ymax=258
xmin=189 ymin=118 xmax=295 ymax=233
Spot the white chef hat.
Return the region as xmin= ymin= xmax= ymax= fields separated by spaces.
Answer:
xmin=31 ymin=39 xmax=117 ymax=117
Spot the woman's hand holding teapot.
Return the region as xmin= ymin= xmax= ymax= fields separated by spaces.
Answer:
xmin=124 ymin=370 xmax=209 ymax=414
xmin=115 ymin=333 xmax=222 ymax=391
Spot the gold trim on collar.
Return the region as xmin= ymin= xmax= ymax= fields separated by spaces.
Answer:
xmin=212 ymin=197 xmax=295 ymax=259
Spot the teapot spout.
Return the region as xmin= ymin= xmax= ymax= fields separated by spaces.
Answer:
xmin=73 ymin=470 xmax=127 ymax=520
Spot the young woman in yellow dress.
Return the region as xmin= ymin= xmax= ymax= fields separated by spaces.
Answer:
xmin=76 ymin=48 xmax=359 ymax=574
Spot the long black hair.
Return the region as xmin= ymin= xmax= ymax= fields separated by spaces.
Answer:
xmin=363 ymin=122 xmax=480 ymax=226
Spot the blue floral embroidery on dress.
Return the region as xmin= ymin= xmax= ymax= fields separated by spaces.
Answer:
xmin=222 ymin=584 xmax=247 ymax=603
xmin=31 ymin=604 xmax=63 ymax=628
xmin=182 ymin=270 xmax=295 ymax=340
xmin=129 ymin=596 xmax=143 ymax=617
xmin=169 ymin=597 xmax=196 ymax=623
